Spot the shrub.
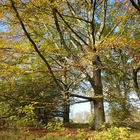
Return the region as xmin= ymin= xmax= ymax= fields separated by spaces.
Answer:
xmin=92 ymin=127 xmax=130 ymax=140
xmin=76 ymin=129 xmax=86 ymax=139
xmin=45 ymin=120 xmax=65 ymax=131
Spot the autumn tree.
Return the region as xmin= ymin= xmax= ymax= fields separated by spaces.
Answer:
xmin=0 ymin=0 xmax=140 ymax=130
xmin=47 ymin=0 xmax=139 ymax=129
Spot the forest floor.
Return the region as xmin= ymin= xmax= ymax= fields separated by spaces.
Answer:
xmin=0 ymin=127 xmax=140 ymax=140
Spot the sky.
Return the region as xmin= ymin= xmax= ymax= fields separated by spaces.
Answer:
xmin=70 ymin=101 xmax=111 ymax=120
xmin=0 ymin=22 xmax=7 ymax=32
xmin=70 ymin=102 xmax=90 ymax=119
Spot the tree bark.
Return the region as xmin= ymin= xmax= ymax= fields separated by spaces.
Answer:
xmin=91 ymin=66 xmax=105 ymax=130
xmin=130 ymin=0 xmax=140 ymax=12
xmin=62 ymin=92 xmax=70 ymax=124
xmin=133 ymin=67 xmax=140 ymax=98
xmin=63 ymin=103 xmax=70 ymax=124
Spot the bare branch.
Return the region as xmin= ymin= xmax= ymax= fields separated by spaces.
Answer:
xmin=71 ymin=100 xmax=89 ymax=105
xmin=91 ymin=0 xmax=96 ymax=45
xmin=52 ymin=9 xmax=70 ymax=51
xmin=130 ymin=0 xmax=140 ymax=11
xmin=56 ymin=9 xmax=89 ymax=46
xmin=96 ymin=0 xmax=107 ymax=41
xmin=70 ymin=93 xmax=103 ymax=101
xmin=66 ymin=0 xmax=76 ymax=15
xmin=61 ymin=14 xmax=91 ymax=24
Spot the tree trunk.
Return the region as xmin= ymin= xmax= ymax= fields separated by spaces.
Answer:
xmin=63 ymin=94 xmax=70 ymax=124
xmin=91 ymin=68 xmax=105 ymax=130
xmin=93 ymin=98 xmax=105 ymax=129
xmin=63 ymin=103 xmax=70 ymax=124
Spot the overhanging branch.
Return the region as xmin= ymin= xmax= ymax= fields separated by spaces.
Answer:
xmin=70 ymin=93 xmax=103 ymax=101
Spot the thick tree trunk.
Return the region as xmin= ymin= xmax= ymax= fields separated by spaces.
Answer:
xmin=91 ymin=68 xmax=105 ymax=130
xmin=93 ymin=98 xmax=105 ymax=129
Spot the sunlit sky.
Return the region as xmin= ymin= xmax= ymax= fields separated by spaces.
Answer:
xmin=70 ymin=102 xmax=90 ymax=119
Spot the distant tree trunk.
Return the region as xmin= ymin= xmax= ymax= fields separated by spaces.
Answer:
xmin=35 ymin=108 xmax=48 ymax=125
xmin=133 ymin=67 xmax=140 ymax=98
xmin=63 ymin=94 xmax=70 ymax=124
xmin=63 ymin=103 xmax=70 ymax=124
